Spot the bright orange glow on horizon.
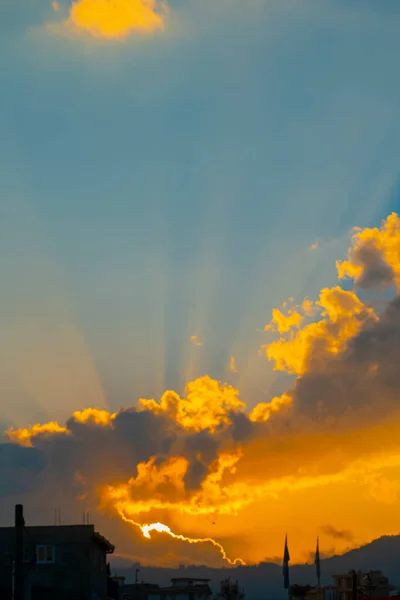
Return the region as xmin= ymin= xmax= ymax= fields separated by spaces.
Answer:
xmin=117 ymin=509 xmax=245 ymax=566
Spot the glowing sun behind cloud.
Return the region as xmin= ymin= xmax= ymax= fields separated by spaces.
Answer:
xmin=67 ymin=0 xmax=167 ymax=39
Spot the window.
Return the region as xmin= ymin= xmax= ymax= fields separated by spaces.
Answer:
xmin=36 ymin=545 xmax=55 ymax=564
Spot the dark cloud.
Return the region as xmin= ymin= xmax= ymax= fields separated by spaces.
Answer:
xmin=319 ymin=524 xmax=354 ymax=542
xmin=0 ymin=444 xmax=44 ymax=497
xmin=291 ymin=294 xmax=400 ymax=425
xmin=182 ymin=431 xmax=221 ymax=489
xmin=183 ymin=430 xmax=220 ymax=463
xmin=352 ymin=242 xmax=394 ymax=289
xmin=112 ymin=409 xmax=178 ymax=463
xmin=229 ymin=412 xmax=255 ymax=442
xmin=0 ymin=405 xmax=247 ymax=505
xmin=184 ymin=458 xmax=208 ymax=490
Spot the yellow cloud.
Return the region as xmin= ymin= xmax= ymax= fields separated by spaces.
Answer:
xmin=5 ymin=408 xmax=116 ymax=446
xmin=67 ymin=0 xmax=166 ymax=39
xmin=264 ymin=286 xmax=376 ymax=375
xmin=249 ymin=393 xmax=292 ymax=423
xmin=99 ymin=412 xmax=400 ymax=565
xmin=139 ymin=375 xmax=246 ymax=432
xmin=7 ymin=372 xmax=400 ymax=564
xmin=100 ymin=451 xmax=244 ymax=518
xmin=263 ymin=217 xmax=400 ymax=376
xmin=265 ymin=308 xmax=304 ymax=333
xmin=337 ymin=213 xmax=400 ymax=288
xmin=72 ymin=407 xmax=117 ymax=426
xmin=5 ymin=422 xmax=68 ymax=447
xmin=190 ymin=335 xmax=202 ymax=347
xmin=52 ymin=1 xmax=61 ymax=12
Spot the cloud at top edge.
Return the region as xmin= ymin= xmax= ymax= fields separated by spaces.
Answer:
xmin=52 ymin=0 xmax=167 ymax=40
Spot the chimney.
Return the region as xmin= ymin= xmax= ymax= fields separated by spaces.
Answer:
xmin=14 ymin=504 xmax=25 ymax=600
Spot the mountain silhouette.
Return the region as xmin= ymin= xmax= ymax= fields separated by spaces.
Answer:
xmin=110 ymin=535 xmax=400 ymax=599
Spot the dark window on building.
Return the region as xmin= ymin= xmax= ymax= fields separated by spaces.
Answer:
xmin=36 ymin=545 xmax=55 ymax=564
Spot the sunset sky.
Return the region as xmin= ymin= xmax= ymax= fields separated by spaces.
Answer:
xmin=1 ymin=0 xmax=400 ymax=569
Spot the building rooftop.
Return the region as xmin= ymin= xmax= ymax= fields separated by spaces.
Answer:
xmin=0 ymin=524 xmax=115 ymax=554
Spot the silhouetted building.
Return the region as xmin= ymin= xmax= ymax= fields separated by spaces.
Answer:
xmin=121 ymin=578 xmax=212 ymax=600
xmin=120 ymin=582 xmax=159 ymax=600
xmin=108 ymin=572 xmax=122 ymax=600
xmin=291 ymin=569 xmax=397 ymax=600
xmin=290 ymin=584 xmax=313 ymax=599
xmin=291 ymin=584 xmax=335 ymax=600
xmin=332 ymin=570 xmax=395 ymax=599
xmin=0 ymin=523 xmax=115 ymax=600
xmin=305 ymin=587 xmax=335 ymax=600
xmin=292 ymin=568 xmax=396 ymax=600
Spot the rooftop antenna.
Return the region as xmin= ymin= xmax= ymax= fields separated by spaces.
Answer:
xmin=58 ymin=508 xmax=61 ymax=526
xmin=86 ymin=512 xmax=89 ymax=525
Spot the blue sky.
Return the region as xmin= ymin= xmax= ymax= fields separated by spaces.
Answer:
xmin=1 ymin=0 xmax=400 ymax=427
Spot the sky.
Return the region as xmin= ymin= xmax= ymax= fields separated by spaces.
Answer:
xmin=1 ymin=0 xmax=400 ymax=571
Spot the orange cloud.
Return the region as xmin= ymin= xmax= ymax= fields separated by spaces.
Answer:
xmin=265 ymin=308 xmax=304 ymax=333
xmin=7 ymin=369 xmax=400 ymax=564
xmin=100 ymin=449 xmax=249 ymax=565
xmin=264 ymin=286 xmax=376 ymax=375
xmin=72 ymin=407 xmax=116 ymax=426
xmin=96 ymin=409 xmax=400 ymax=563
xmin=139 ymin=375 xmax=246 ymax=432
xmin=5 ymin=408 xmax=116 ymax=446
xmin=264 ymin=217 xmax=400 ymax=375
xmin=101 ymin=451 xmax=244 ymax=518
xmin=5 ymin=421 xmax=68 ymax=447
xmin=249 ymin=393 xmax=292 ymax=423
xmin=67 ymin=0 xmax=166 ymax=39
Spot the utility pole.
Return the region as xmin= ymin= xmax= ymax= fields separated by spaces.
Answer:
xmin=14 ymin=504 xmax=25 ymax=600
